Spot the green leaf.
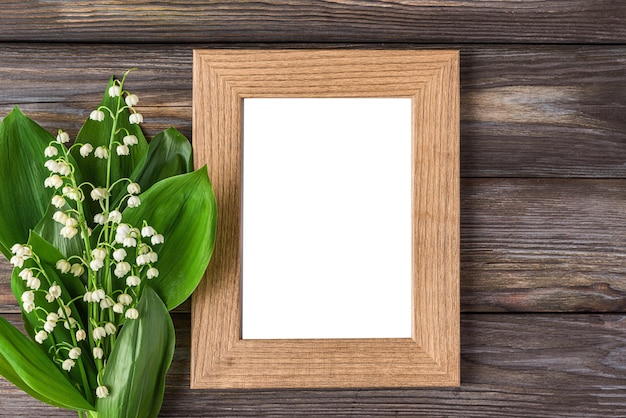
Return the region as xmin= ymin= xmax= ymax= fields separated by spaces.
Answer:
xmin=0 ymin=107 xmax=56 ymax=258
xmin=0 ymin=316 xmax=95 ymax=411
xmin=122 ymin=167 xmax=217 ymax=310
xmin=97 ymin=286 xmax=175 ymax=418
xmin=131 ymin=127 xmax=194 ymax=192
xmin=71 ymin=76 xmax=148 ymax=216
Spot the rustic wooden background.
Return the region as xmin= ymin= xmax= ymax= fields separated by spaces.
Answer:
xmin=1 ymin=1 xmax=625 ymax=416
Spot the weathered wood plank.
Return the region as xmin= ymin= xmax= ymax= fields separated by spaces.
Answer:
xmin=1 ymin=313 xmax=624 ymax=417
xmin=1 ymin=44 xmax=625 ymax=178
xmin=0 ymin=1 xmax=624 ymax=44
xmin=460 ymin=178 xmax=626 ymax=313
xmin=225 ymin=171 xmax=601 ymax=303
xmin=2 ymin=178 xmax=625 ymax=313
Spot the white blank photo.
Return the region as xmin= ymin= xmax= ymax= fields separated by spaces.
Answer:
xmin=242 ymin=98 xmax=412 ymax=339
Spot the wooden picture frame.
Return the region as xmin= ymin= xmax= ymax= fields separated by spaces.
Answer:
xmin=191 ymin=49 xmax=460 ymax=389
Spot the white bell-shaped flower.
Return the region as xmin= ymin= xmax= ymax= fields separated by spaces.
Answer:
xmin=129 ymin=112 xmax=143 ymax=124
xmin=44 ymin=146 xmax=58 ymax=157
xmin=90 ymin=110 xmax=105 ymax=122
xmin=96 ymin=386 xmax=109 ymax=399
xmin=125 ymin=308 xmax=139 ymax=320
xmin=108 ymin=85 xmax=121 ymax=97
xmin=69 ymin=347 xmax=82 ymax=360
xmin=123 ymin=135 xmax=139 ymax=146
xmin=79 ymin=143 xmax=94 ymax=157
xmin=125 ymin=94 xmax=139 ymax=107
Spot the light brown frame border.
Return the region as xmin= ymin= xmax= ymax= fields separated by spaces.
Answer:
xmin=191 ymin=49 xmax=460 ymax=389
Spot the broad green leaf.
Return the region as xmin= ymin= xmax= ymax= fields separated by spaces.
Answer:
xmin=97 ymin=286 xmax=175 ymax=418
xmin=0 ymin=107 xmax=56 ymax=258
xmin=0 ymin=316 xmax=95 ymax=411
xmin=0 ymin=348 xmax=73 ymax=409
xmin=71 ymin=76 xmax=148 ymax=218
xmin=131 ymin=127 xmax=194 ymax=192
xmin=122 ymin=167 xmax=217 ymax=309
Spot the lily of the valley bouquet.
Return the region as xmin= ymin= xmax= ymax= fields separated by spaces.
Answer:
xmin=0 ymin=70 xmax=216 ymax=417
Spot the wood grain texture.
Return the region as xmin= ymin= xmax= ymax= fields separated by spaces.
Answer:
xmin=1 ymin=313 xmax=625 ymax=417
xmin=461 ymin=178 xmax=626 ymax=312
xmin=0 ymin=1 xmax=624 ymax=44
xmin=2 ymin=178 xmax=625 ymax=314
xmin=192 ymin=49 xmax=459 ymax=388
xmin=0 ymin=0 xmax=624 ymax=411
xmin=0 ymin=44 xmax=624 ymax=178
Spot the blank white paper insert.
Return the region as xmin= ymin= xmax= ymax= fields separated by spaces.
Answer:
xmin=242 ymin=98 xmax=412 ymax=339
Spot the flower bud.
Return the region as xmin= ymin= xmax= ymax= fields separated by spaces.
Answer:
xmin=56 ymin=131 xmax=70 ymax=144
xmin=96 ymin=386 xmax=109 ymax=399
